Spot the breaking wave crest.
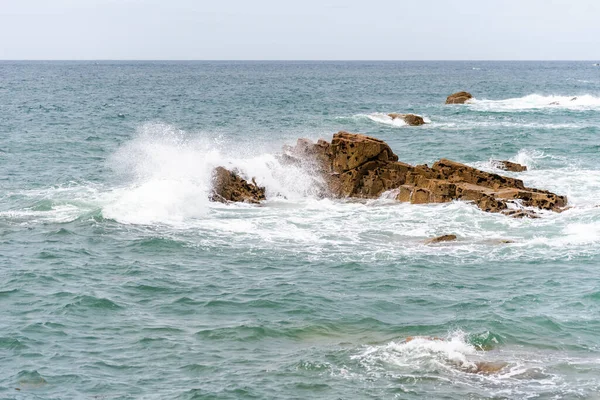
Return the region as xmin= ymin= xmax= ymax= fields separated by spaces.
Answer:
xmin=344 ymin=331 xmax=598 ymax=399
xmin=469 ymin=94 xmax=600 ymax=111
xmin=102 ymin=123 xmax=325 ymax=224
xmin=349 ymin=113 xmax=431 ymax=127
xmin=352 ymin=332 xmax=485 ymax=375
xmin=365 ymin=113 xmax=408 ymax=127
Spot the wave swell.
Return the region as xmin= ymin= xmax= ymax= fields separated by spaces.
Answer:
xmin=469 ymin=94 xmax=600 ymax=111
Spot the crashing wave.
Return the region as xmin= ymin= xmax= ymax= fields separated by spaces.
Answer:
xmin=101 ymin=123 xmax=326 ymax=224
xmin=355 ymin=113 xmax=431 ymax=127
xmin=469 ymin=94 xmax=600 ymax=111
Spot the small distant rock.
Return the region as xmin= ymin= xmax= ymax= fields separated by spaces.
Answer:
xmin=494 ymin=160 xmax=527 ymax=172
xmin=445 ymin=91 xmax=473 ymax=104
xmin=117 ymin=113 xmax=125 ymax=118
xmin=425 ymin=234 xmax=457 ymax=244
xmin=388 ymin=113 xmax=426 ymax=126
xmin=209 ymin=167 xmax=266 ymax=204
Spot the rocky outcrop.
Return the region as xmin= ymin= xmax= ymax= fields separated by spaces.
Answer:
xmin=210 ymin=167 xmax=266 ymax=204
xmin=387 ymin=113 xmax=426 ymax=126
xmin=283 ymin=131 xmax=567 ymax=215
xmin=446 ymin=91 xmax=473 ymax=104
xmin=425 ymin=234 xmax=457 ymax=244
xmin=494 ymin=160 xmax=527 ymax=172
xmin=211 ymin=132 xmax=567 ymax=216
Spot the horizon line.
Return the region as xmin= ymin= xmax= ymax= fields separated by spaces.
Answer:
xmin=1 ymin=59 xmax=600 ymax=62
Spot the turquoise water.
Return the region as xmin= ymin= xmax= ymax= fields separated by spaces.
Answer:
xmin=2 ymin=61 xmax=600 ymax=399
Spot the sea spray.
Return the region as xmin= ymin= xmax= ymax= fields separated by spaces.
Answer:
xmin=103 ymin=123 xmax=325 ymax=224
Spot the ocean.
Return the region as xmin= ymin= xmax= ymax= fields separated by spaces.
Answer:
xmin=2 ymin=61 xmax=600 ymax=399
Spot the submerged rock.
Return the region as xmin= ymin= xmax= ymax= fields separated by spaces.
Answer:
xmin=445 ymin=91 xmax=473 ymax=104
xmin=403 ymin=336 xmax=507 ymax=375
xmin=471 ymin=361 xmax=508 ymax=375
xmin=285 ymin=131 xmax=567 ymax=216
xmin=387 ymin=113 xmax=426 ymax=126
xmin=494 ymin=160 xmax=527 ymax=172
xmin=425 ymin=234 xmax=457 ymax=244
xmin=502 ymin=209 xmax=540 ymax=219
xmin=209 ymin=167 xmax=266 ymax=204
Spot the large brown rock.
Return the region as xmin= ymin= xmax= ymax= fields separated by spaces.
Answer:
xmin=446 ymin=91 xmax=473 ymax=104
xmin=285 ymin=132 xmax=567 ymax=216
xmin=388 ymin=113 xmax=426 ymax=126
xmin=330 ymin=132 xmax=398 ymax=173
xmin=210 ymin=167 xmax=266 ymax=204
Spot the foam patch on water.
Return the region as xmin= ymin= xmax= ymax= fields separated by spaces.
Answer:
xmin=365 ymin=113 xmax=408 ymax=127
xmin=343 ymin=332 xmax=594 ymax=399
xmin=351 ymin=332 xmax=483 ymax=374
xmin=471 ymin=149 xmax=556 ymax=172
xmin=5 ymin=123 xmax=600 ymax=263
xmin=468 ymin=94 xmax=600 ymax=112
xmin=431 ymin=120 xmax=588 ymax=130
xmin=350 ymin=113 xmax=431 ymax=127
xmin=0 ymin=204 xmax=85 ymax=225
xmin=0 ymin=185 xmax=103 ymax=225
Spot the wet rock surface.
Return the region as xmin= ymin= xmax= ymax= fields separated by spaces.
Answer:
xmin=387 ymin=113 xmax=426 ymax=126
xmin=209 ymin=167 xmax=266 ymax=204
xmin=425 ymin=234 xmax=458 ymax=244
xmin=494 ymin=160 xmax=528 ymax=172
xmin=446 ymin=91 xmax=473 ymax=104
xmin=283 ymin=131 xmax=567 ymax=215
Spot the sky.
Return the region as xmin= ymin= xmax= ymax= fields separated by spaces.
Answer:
xmin=1 ymin=0 xmax=599 ymax=60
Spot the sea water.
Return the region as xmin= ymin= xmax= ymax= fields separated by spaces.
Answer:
xmin=1 ymin=61 xmax=600 ymax=399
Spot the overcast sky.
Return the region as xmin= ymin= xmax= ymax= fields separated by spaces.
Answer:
xmin=1 ymin=0 xmax=599 ymax=60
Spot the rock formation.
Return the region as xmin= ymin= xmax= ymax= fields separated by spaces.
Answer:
xmin=446 ymin=91 xmax=473 ymax=104
xmin=208 ymin=131 xmax=567 ymax=217
xmin=210 ymin=167 xmax=266 ymax=204
xmin=282 ymin=131 xmax=567 ymax=216
xmin=493 ymin=160 xmax=527 ymax=172
xmin=387 ymin=113 xmax=426 ymax=126
xmin=425 ymin=234 xmax=457 ymax=244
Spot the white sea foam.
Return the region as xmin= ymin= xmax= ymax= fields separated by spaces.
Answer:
xmin=471 ymin=149 xmax=600 ymax=209
xmin=431 ymin=120 xmax=587 ymax=130
xmin=468 ymin=94 xmax=600 ymax=112
xmin=346 ymin=331 xmax=582 ymax=399
xmin=354 ymin=113 xmax=431 ymax=127
xmin=5 ymin=123 xmax=600 ymax=262
xmin=365 ymin=113 xmax=408 ymax=127
xmin=351 ymin=331 xmax=482 ymax=374
xmin=102 ymin=123 xmax=325 ymax=225
xmin=471 ymin=149 xmax=555 ymax=172
xmin=0 ymin=204 xmax=85 ymax=225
